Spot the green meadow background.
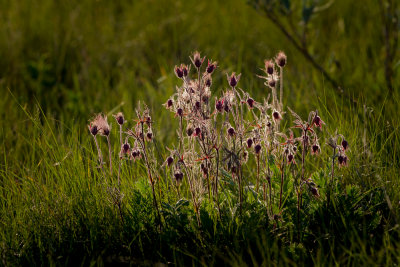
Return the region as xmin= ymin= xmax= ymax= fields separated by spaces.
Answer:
xmin=0 ymin=0 xmax=399 ymax=265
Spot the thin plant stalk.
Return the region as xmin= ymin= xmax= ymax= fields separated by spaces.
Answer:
xmin=279 ymin=67 xmax=283 ymax=107
xmin=279 ymin=157 xmax=285 ymax=210
xmin=93 ymin=135 xmax=104 ymax=171
xmin=256 ymin=154 xmax=260 ymax=193
xmin=107 ymin=135 xmax=112 ymax=176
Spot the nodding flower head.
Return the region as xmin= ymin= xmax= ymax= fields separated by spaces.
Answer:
xmin=268 ymin=77 xmax=277 ymax=88
xmin=215 ymin=99 xmax=223 ymax=113
xmin=187 ymin=125 xmax=194 ymax=136
xmin=247 ymin=138 xmax=253 ymax=148
xmin=275 ymin=51 xmax=287 ymax=68
xmin=247 ymin=97 xmax=255 ymax=108
xmin=205 ymin=75 xmax=212 ymax=88
xmin=200 ymin=163 xmax=208 ymax=176
xmin=89 ymin=124 xmax=98 ymax=136
xmin=227 ymin=72 xmax=241 ymax=88
xmin=287 ymin=153 xmax=295 ymax=164
xmin=254 ymin=144 xmax=262 ymax=154
xmin=341 ymin=139 xmax=349 ymax=151
xmin=227 ymin=127 xmax=235 ymax=137
xmin=338 ymin=154 xmax=348 ymax=167
xmin=122 ymin=142 xmax=130 ymax=154
xmin=311 ymin=187 xmax=320 ymax=197
xmin=174 ymin=171 xmax=184 ymax=184
xmin=195 ymin=101 xmax=201 ymax=110
xmin=146 ymin=131 xmax=153 ymax=141
xmin=206 ymin=60 xmax=217 ymax=74
xmin=131 ymin=149 xmax=141 ymax=161
xmin=195 ymin=127 xmax=201 ymax=136
xmin=166 ymin=156 xmax=174 ymax=167
xmin=181 ymin=64 xmax=189 ymax=77
xmin=311 ymin=144 xmax=320 ymax=155
xmin=168 ymin=99 xmax=173 ymax=107
xmin=113 ymin=112 xmax=125 ymax=125
xmin=174 ymin=65 xmax=183 ymax=78
xmin=177 ymin=107 xmax=183 ymax=117
xmin=272 ymin=110 xmax=282 ymax=121
xmin=312 ymin=115 xmax=325 ymax=129
xmin=192 ymin=51 xmax=205 ymax=69
xmin=264 ymin=59 xmax=275 ymax=75
xmin=91 ymin=114 xmax=110 ymax=136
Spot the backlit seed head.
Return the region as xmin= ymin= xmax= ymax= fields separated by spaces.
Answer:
xmin=247 ymin=138 xmax=253 ymax=148
xmin=227 ymin=127 xmax=235 ymax=137
xmin=275 ymin=51 xmax=287 ymax=67
xmin=255 ymin=144 xmax=262 ymax=154
xmin=91 ymin=114 xmax=110 ymax=136
xmin=247 ymin=98 xmax=255 ymax=108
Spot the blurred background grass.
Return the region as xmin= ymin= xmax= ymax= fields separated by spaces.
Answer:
xmin=0 ymin=0 xmax=399 ymax=264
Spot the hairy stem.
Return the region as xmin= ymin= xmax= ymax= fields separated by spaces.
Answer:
xmin=107 ymin=135 xmax=112 ymax=176
xmin=279 ymin=157 xmax=285 ymax=210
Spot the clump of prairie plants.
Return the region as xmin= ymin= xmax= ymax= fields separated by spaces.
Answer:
xmin=88 ymin=51 xmax=350 ymax=232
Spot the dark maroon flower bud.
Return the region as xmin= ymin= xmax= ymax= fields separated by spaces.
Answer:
xmin=174 ymin=171 xmax=183 ymax=183
xmin=268 ymin=78 xmax=276 ymax=88
xmin=247 ymin=98 xmax=255 ymax=108
xmin=255 ymin=144 xmax=262 ymax=154
xmin=313 ymin=115 xmax=324 ymax=129
xmin=103 ymin=128 xmax=110 ymax=136
xmin=273 ymin=110 xmax=281 ymax=121
xmin=195 ymin=127 xmax=201 ymax=136
xmin=182 ymin=65 xmax=188 ymax=77
xmin=166 ymin=156 xmax=174 ymax=166
xmin=312 ymin=144 xmax=320 ymax=155
xmin=206 ymin=60 xmax=217 ymax=74
xmin=215 ymin=100 xmax=223 ymax=113
xmin=338 ymin=155 xmax=344 ymax=165
xmin=264 ymin=60 xmax=275 ymax=75
xmin=224 ymin=102 xmax=230 ymax=113
xmin=174 ymin=66 xmax=183 ymax=78
xmin=227 ymin=127 xmax=235 ymax=137
xmin=177 ymin=108 xmax=183 ymax=117
xmin=275 ymin=51 xmax=287 ymax=67
xmin=247 ymin=138 xmax=253 ymax=148
xmin=202 ymin=95 xmax=209 ymax=103
xmin=205 ymin=77 xmax=212 ymax=87
xmin=311 ymin=187 xmax=320 ymax=197
xmin=193 ymin=51 xmax=204 ymax=69
xmin=146 ymin=132 xmax=153 ymax=141
xmin=114 ymin=112 xmax=124 ymax=125
xmin=122 ymin=143 xmax=130 ymax=153
xmin=90 ymin=125 xmax=98 ymax=136
xmin=228 ymin=73 xmax=239 ymax=88
xmin=341 ymin=139 xmax=349 ymax=151
xmin=266 ymin=121 xmax=272 ymax=128
xmin=195 ymin=101 xmax=201 ymax=110
xmin=187 ymin=127 xmax=193 ymax=137
xmin=131 ymin=151 xmax=137 ymax=158
xmin=167 ymin=99 xmax=173 ymax=108
xmin=287 ymin=154 xmax=294 ymax=164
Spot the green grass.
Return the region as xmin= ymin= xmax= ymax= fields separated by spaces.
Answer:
xmin=0 ymin=0 xmax=399 ymax=265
